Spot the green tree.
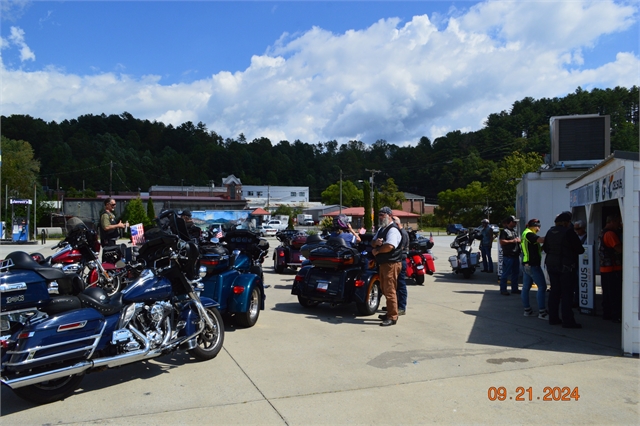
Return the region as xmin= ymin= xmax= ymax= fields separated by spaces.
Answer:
xmin=122 ymin=197 xmax=152 ymax=231
xmin=486 ymin=151 xmax=544 ymax=220
xmin=434 ymin=181 xmax=488 ymax=226
xmin=373 ymin=189 xmax=380 ymax=226
xmin=146 ymin=197 xmax=156 ymax=223
xmin=378 ymin=178 xmax=405 ymax=209
xmin=1 ymin=136 xmax=40 ymax=199
xmin=320 ymin=180 xmax=363 ymax=206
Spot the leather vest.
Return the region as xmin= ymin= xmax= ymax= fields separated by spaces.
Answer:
xmin=100 ymin=211 xmax=120 ymax=244
xmin=375 ymin=224 xmax=403 ymax=264
xmin=598 ymin=229 xmax=622 ymax=270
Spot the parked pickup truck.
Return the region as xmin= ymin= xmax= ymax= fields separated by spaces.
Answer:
xmin=267 ymin=219 xmax=288 ymax=231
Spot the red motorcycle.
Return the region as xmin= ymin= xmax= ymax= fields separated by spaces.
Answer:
xmin=32 ymin=217 xmax=134 ymax=296
xmin=405 ymin=230 xmax=436 ymax=285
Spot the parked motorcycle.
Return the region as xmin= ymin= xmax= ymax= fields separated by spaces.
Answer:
xmin=292 ymin=233 xmax=381 ymax=315
xmin=32 ymin=217 xmax=134 ymax=296
xmin=448 ymin=228 xmax=480 ymax=279
xmin=0 ymin=210 xmax=224 ymax=404
xmin=196 ymin=226 xmax=267 ymax=327
xmin=273 ymin=230 xmax=307 ymax=273
xmin=405 ymin=230 xmax=436 ymax=285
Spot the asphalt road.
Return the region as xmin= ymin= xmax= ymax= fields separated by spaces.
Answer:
xmin=1 ymin=236 xmax=638 ymax=424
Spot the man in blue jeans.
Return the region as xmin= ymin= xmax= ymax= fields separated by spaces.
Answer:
xmin=520 ymin=219 xmax=548 ymax=319
xmin=499 ymin=215 xmax=521 ymax=295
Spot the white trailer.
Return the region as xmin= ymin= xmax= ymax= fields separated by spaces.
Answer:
xmin=516 ymin=169 xmax=587 ymax=235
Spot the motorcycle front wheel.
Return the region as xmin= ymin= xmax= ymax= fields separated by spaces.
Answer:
xmin=356 ymin=278 xmax=381 ymax=315
xmin=189 ymin=307 xmax=225 ymax=361
xmin=13 ymin=373 xmax=84 ymax=405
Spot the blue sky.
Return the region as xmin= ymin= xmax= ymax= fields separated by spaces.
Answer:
xmin=1 ymin=1 xmax=638 ymax=145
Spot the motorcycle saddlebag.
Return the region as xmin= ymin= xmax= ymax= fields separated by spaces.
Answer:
xmin=5 ymin=308 xmax=105 ymax=372
xmin=424 ymin=253 xmax=436 ymax=274
xmin=448 ymin=256 xmax=459 ymax=269
xmin=309 ymin=245 xmax=360 ymax=269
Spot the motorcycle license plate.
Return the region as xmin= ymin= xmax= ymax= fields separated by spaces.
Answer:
xmin=316 ymin=281 xmax=329 ymax=292
xmin=416 ymin=265 xmax=424 ymax=270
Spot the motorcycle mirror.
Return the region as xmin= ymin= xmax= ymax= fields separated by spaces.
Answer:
xmin=115 ymin=260 xmax=126 ymax=268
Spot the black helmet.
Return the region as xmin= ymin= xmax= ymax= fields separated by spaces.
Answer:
xmin=82 ymin=286 xmax=109 ymax=303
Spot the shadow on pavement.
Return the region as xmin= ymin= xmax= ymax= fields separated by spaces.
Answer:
xmin=462 ymin=289 xmax=622 ymax=357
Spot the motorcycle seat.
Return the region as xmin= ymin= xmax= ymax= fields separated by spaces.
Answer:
xmin=326 ymin=237 xmax=348 ymax=248
xmin=42 ymin=295 xmax=83 ymax=315
xmin=78 ymin=289 xmax=124 ymax=316
xmin=5 ymin=251 xmax=69 ymax=281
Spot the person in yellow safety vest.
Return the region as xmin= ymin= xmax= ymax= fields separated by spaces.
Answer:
xmin=521 ymin=219 xmax=548 ymax=320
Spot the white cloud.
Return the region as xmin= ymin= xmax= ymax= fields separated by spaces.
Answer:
xmin=1 ymin=1 xmax=638 ymax=145
xmin=6 ymin=26 xmax=35 ymax=62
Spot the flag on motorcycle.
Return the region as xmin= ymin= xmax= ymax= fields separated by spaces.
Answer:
xmin=430 ymin=232 xmax=434 ymax=243
xmin=131 ymin=223 xmax=145 ymax=245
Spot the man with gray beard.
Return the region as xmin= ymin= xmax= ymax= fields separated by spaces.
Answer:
xmin=372 ymin=207 xmax=403 ymax=327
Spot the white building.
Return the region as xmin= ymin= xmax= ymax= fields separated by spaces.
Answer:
xmin=242 ymin=185 xmax=310 ymax=209
xmin=568 ymin=151 xmax=640 ymax=356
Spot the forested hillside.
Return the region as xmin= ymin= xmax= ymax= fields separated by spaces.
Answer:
xmin=1 ymin=86 xmax=637 ymax=203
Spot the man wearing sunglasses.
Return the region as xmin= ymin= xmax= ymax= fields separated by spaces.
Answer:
xmin=100 ymin=198 xmax=127 ymax=247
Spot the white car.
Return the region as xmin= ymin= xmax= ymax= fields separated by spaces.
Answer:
xmin=257 ymin=224 xmax=277 ymax=237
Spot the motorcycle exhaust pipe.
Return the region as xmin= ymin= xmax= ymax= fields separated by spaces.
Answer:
xmin=92 ymin=327 xmax=151 ymax=369
xmin=2 ymin=361 xmax=93 ymax=389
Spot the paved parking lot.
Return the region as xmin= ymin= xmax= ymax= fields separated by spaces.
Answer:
xmin=1 ymin=236 xmax=638 ymax=424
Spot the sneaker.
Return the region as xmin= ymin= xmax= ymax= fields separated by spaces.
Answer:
xmin=537 ymin=310 xmax=549 ymax=320
xmin=524 ymin=308 xmax=535 ymax=317
xmin=511 ymin=289 xmax=521 ymax=294
xmin=398 ymin=310 xmax=406 ymax=316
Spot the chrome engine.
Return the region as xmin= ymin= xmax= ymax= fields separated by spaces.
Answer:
xmin=113 ymin=302 xmax=174 ymax=351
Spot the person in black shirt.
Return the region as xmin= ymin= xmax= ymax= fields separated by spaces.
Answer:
xmin=498 ymin=215 xmax=521 ymax=295
xmin=542 ymin=212 xmax=585 ymax=328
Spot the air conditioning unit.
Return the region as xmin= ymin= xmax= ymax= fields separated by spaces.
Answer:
xmin=549 ymin=114 xmax=610 ymax=167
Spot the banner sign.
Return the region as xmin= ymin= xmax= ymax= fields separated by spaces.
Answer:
xmin=578 ymin=245 xmax=595 ymax=314
xmin=10 ymin=199 xmax=32 ymax=205
xmin=570 ymin=167 xmax=624 ymax=207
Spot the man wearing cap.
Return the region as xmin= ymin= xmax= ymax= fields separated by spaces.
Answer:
xmin=180 ymin=210 xmax=201 ymax=239
xmin=479 ymin=219 xmax=494 ymax=273
xmin=498 ymin=215 xmax=521 ymax=295
xmin=372 ymin=207 xmax=403 ymax=327
xmin=543 ymin=212 xmax=585 ymax=328
xmin=521 ymin=219 xmax=548 ymax=319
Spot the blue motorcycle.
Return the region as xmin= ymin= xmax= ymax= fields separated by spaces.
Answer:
xmin=0 ymin=211 xmax=224 ymax=404
xmin=198 ymin=227 xmax=267 ymax=328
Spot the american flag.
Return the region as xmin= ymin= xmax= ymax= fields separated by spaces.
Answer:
xmin=215 ymin=230 xmax=224 ymax=239
xmin=429 ymin=232 xmax=434 ymax=243
xmin=131 ymin=223 xmax=145 ymax=246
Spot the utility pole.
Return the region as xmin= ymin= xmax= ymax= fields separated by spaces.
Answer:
xmin=365 ymin=169 xmax=380 ymax=229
